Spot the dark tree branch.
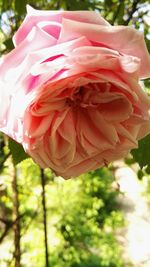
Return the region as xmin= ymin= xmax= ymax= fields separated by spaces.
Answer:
xmin=12 ymin=164 xmax=21 ymax=267
xmin=0 ymin=224 xmax=11 ymax=243
xmin=0 ymin=214 xmax=24 ymax=244
xmin=124 ymin=0 xmax=140 ymax=25
xmin=40 ymin=168 xmax=49 ymax=267
xmin=112 ymin=0 xmax=124 ymax=25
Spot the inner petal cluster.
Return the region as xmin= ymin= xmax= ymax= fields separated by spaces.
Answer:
xmin=64 ymin=82 xmax=133 ymax=123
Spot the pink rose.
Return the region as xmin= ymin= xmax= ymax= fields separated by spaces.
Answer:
xmin=0 ymin=5 xmax=150 ymax=178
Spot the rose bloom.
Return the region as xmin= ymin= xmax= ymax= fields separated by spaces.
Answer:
xmin=0 ymin=6 xmax=150 ymax=178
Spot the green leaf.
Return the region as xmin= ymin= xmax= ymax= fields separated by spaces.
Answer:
xmin=131 ymin=134 xmax=150 ymax=169
xmin=8 ymin=138 xmax=29 ymax=165
xmin=15 ymin=0 xmax=27 ymax=15
xmin=144 ymin=79 xmax=150 ymax=94
xmin=3 ymin=38 xmax=14 ymax=51
xmin=137 ymin=169 xmax=144 ymax=180
xmin=145 ymin=165 xmax=150 ymax=174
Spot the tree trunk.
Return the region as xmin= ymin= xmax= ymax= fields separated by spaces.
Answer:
xmin=12 ymin=164 xmax=21 ymax=267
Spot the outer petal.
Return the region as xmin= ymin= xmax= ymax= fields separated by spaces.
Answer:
xmin=13 ymin=5 xmax=109 ymax=46
xmin=57 ymin=158 xmax=102 ymax=179
xmin=0 ymin=25 xmax=56 ymax=79
xmin=59 ymin=19 xmax=150 ymax=78
xmin=67 ymin=46 xmax=140 ymax=78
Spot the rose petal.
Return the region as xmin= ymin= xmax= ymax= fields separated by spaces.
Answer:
xmin=59 ymin=19 xmax=150 ymax=78
xmin=24 ymin=113 xmax=53 ymax=138
xmin=0 ymin=25 xmax=56 ymax=79
xmin=121 ymin=73 xmax=150 ymax=109
xmin=57 ymin=158 xmax=102 ymax=179
xmin=76 ymin=109 xmax=114 ymax=152
xmin=56 ymin=109 xmax=76 ymax=161
xmin=138 ymin=120 xmax=150 ymax=139
xmin=37 ymin=21 xmax=61 ymax=39
xmin=98 ymin=96 xmax=133 ymax=122
xmin=88 ymin=109 xmax=119 ymax=144
xmin=13 ymin=5 xmax=109 ymax=46
xmin=115 ymin=123 xmax=137 ymax=144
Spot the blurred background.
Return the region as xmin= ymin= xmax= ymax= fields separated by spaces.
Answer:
xmin=0 ymin=0 xmax=150 ymax=266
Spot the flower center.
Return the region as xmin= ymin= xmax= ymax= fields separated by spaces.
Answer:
xmin=66 ymin=82 xmax=109 ymax=109
xmin=66 ymin=86 xmax=84 ymax=107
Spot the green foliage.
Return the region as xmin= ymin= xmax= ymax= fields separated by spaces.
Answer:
xmin=3 ymin=38 xmax=14 ymax=51
xmin=0 ymin=134 xmax=10 ymax=172
xmin=0 ymin=159 xmax=124 ymax=266
xmin=131 ymin=134 xmax=150 ymax=171
xmin=144 ymin=79 xmax=150 ymax=94
xmin=21 ymin=164 xmax=124 ymax=267
xmin=8 ymin=138 xmax=29 ymax=165
xmin=15 ymin=0 xmax=27 ymax=15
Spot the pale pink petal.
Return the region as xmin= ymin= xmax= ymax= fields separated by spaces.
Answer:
xmin=76 ymin=110 xmax=113 ymax=152
xmin=29 ymin=36 xmax=91 ymax=62
xmin=72 ymin=46 xmax=119 ymax=56
xmin=119 ymin=55 xmax=140 ymax=75
xmin=37 ymin=21 xmax=61 ymax=39
xmin=5 ymin=37 xmax=90 ymax=90
xmin=88 ymin=109 xmax=119 ymax=144
xmin=0 ymin=25 xmax=56 ymax=78
xmin=13 ymin=5 xmax=109 ymax=46
xmin=121 ymin=73 xmax=150 ymax=109
xmin=30 ymin=56 xmax=66 ymax=76
xmin=67 ymin=53 xmax=120 ymax=72
xmin=59 ymin=19 xmax=150 ymax=78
